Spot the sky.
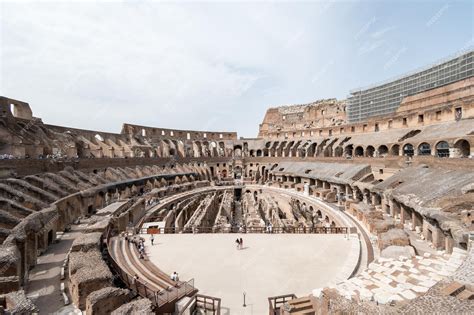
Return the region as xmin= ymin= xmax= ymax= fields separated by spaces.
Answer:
xmin=1 ymin=0 xmax=473 ymax=137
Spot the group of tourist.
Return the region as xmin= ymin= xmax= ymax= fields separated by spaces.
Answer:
xmin=0 ymin=154 xmax=16 ymax=159
xmin=125 ymin=234 xmax=146 ymax=259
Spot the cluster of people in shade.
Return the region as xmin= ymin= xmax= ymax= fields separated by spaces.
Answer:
xmin=125 ymin=234 xmax=146 ymax=259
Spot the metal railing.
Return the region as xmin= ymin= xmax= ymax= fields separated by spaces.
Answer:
xmin=105 ymin=227 xmax=196 ymax=309
xmin=268 ymin=293 xmax=297 ymax=315
xmin=178 ymin=294 xmax=221 ymax=315
xmin=141 ymin=226 xmax=349 ymax=235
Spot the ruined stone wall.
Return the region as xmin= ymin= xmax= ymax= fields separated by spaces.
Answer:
xmin=258 ymin=78 xmax=474 ymax=139
xmin=121 ymin=123 xmax=237 ymax=140
xmin=85 ymin=287 xmax=131 ymax=315
xmin=258 ymin=98 xmax=346 ymax=138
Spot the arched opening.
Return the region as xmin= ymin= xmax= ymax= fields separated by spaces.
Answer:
xmin=366 ymin=146 xmax=375 ymax=157
xmin=256 ymin=149 xmax=262 ymax=157
xmin=323 ymin=145 xmax=333 ymax=157
xmin=307 ymin=143 xmax=317 ymax=157
xmin=334 ymin=146 xmax=343 ymax=157
xmin=403 ymin=143 xmax=414 ymax=157
xmin=316 ymin=140 xmax=327 ymax=156
xmin=219 ymin=142 xmax=226 ymax=157
xmin=234 ymin=166 xmax=242 ymax=179
xmin=436 ymin=141 xmax=449 ymax=158
xmin=234 ymin=145 xmax=242 ymax=157
xmin=390 ymin=144 xmax=400 ymax=156
xmin=284 ymin=141 xmax=294 ymax=157
xmin=354 ymin=146 xmax=364 ymax=157
xmin=418 ymin=142 xmax=431 ymax=156
xmin=210 ymin=141 xmax=218 ymax=157
xmin=377 ymin=145 xmax=388 ymax=156
xmin=454 ymin=139 xmax=470 ymax=157
xmin=344 ymin=144 xmax=353 ymax=157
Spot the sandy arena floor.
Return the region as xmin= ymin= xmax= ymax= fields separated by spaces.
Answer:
xmin=145 ymin=233 xmax=355 ymax=315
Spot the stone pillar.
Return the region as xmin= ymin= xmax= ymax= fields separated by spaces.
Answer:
xmin=445 ymin=235 xmax=454 ymax=254
xmin=412 ymin=212 xmax=423 ymax=231
xmin=381 ymin=198 xmax=389 ymax=214
xmin=345 ymin=185 xmax=352 ymax=198
xmin=304 ymin=183 xmax=309 ymax=197
xmin=15 ymin=239 xmax=27 ymax=286
xmin=371 ymin=193 xmax=381 ymax=206
xmin=26 ymin=232 xmax=38 ymax=270
xmin=400 ymin=204 xmax=409 ymax=225
xmin=432 ymin=227 xmax=445 ymax=249
xmin=389 ymin=199 xmax=399 ymax=218
xmin=449 ymin=148 xmax=458 ymax=158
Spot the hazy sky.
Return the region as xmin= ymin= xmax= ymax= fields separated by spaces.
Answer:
xmin=1 ymin=0 xmax=473 ymax=137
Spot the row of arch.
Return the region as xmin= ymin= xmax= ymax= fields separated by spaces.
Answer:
xmin=238 ymin=138 xmax=471 ymax=159
xmin=348 ymin=139 xmax=469 ymax=158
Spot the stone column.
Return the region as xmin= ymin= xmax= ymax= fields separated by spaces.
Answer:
xmin=371 ymin=193 xmax=381 ymax=206
xmin=304 ymin=183 xmax=309 ymax=197
xmin=412 ymin=212 xmax=423 ymax=232
xmin=432 ymin=226 xmax=445 ymax=249
xmin=381 ymin=198 xmax=389 ymax=214
xmin=445 ymin=234 xmax=454 ymax=254
xmin=400 ymin=204 xmax=409 ymax=225
xmin=345 ymin=185 xmax=352 ymax=198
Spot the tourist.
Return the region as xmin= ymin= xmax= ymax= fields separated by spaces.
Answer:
xmin=150 ymin=234 xmax=154 ymax=246
xmin=239 ymin=238 xmax=243 ymax=249
xmin=171 ymin=271 xmax=178 ymax=281
xmin=132 ymin=274 xmax=139 ymax=286
xmin=235 ymin=238 xmax=240 ymax=250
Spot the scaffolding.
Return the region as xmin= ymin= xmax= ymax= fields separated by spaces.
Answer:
xmin=347 ymin=49 xmax=474 ymax=123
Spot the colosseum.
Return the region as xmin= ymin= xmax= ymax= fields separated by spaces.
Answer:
xmin=0 ymin=47 xmax=473 ymax=314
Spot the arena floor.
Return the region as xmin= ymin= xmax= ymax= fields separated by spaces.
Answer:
xmin=145 ymin=233 xmax=357 ymax=314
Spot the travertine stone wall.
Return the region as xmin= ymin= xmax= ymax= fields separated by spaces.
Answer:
xmin=85 ymin=287 xmax=131 ymax=315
